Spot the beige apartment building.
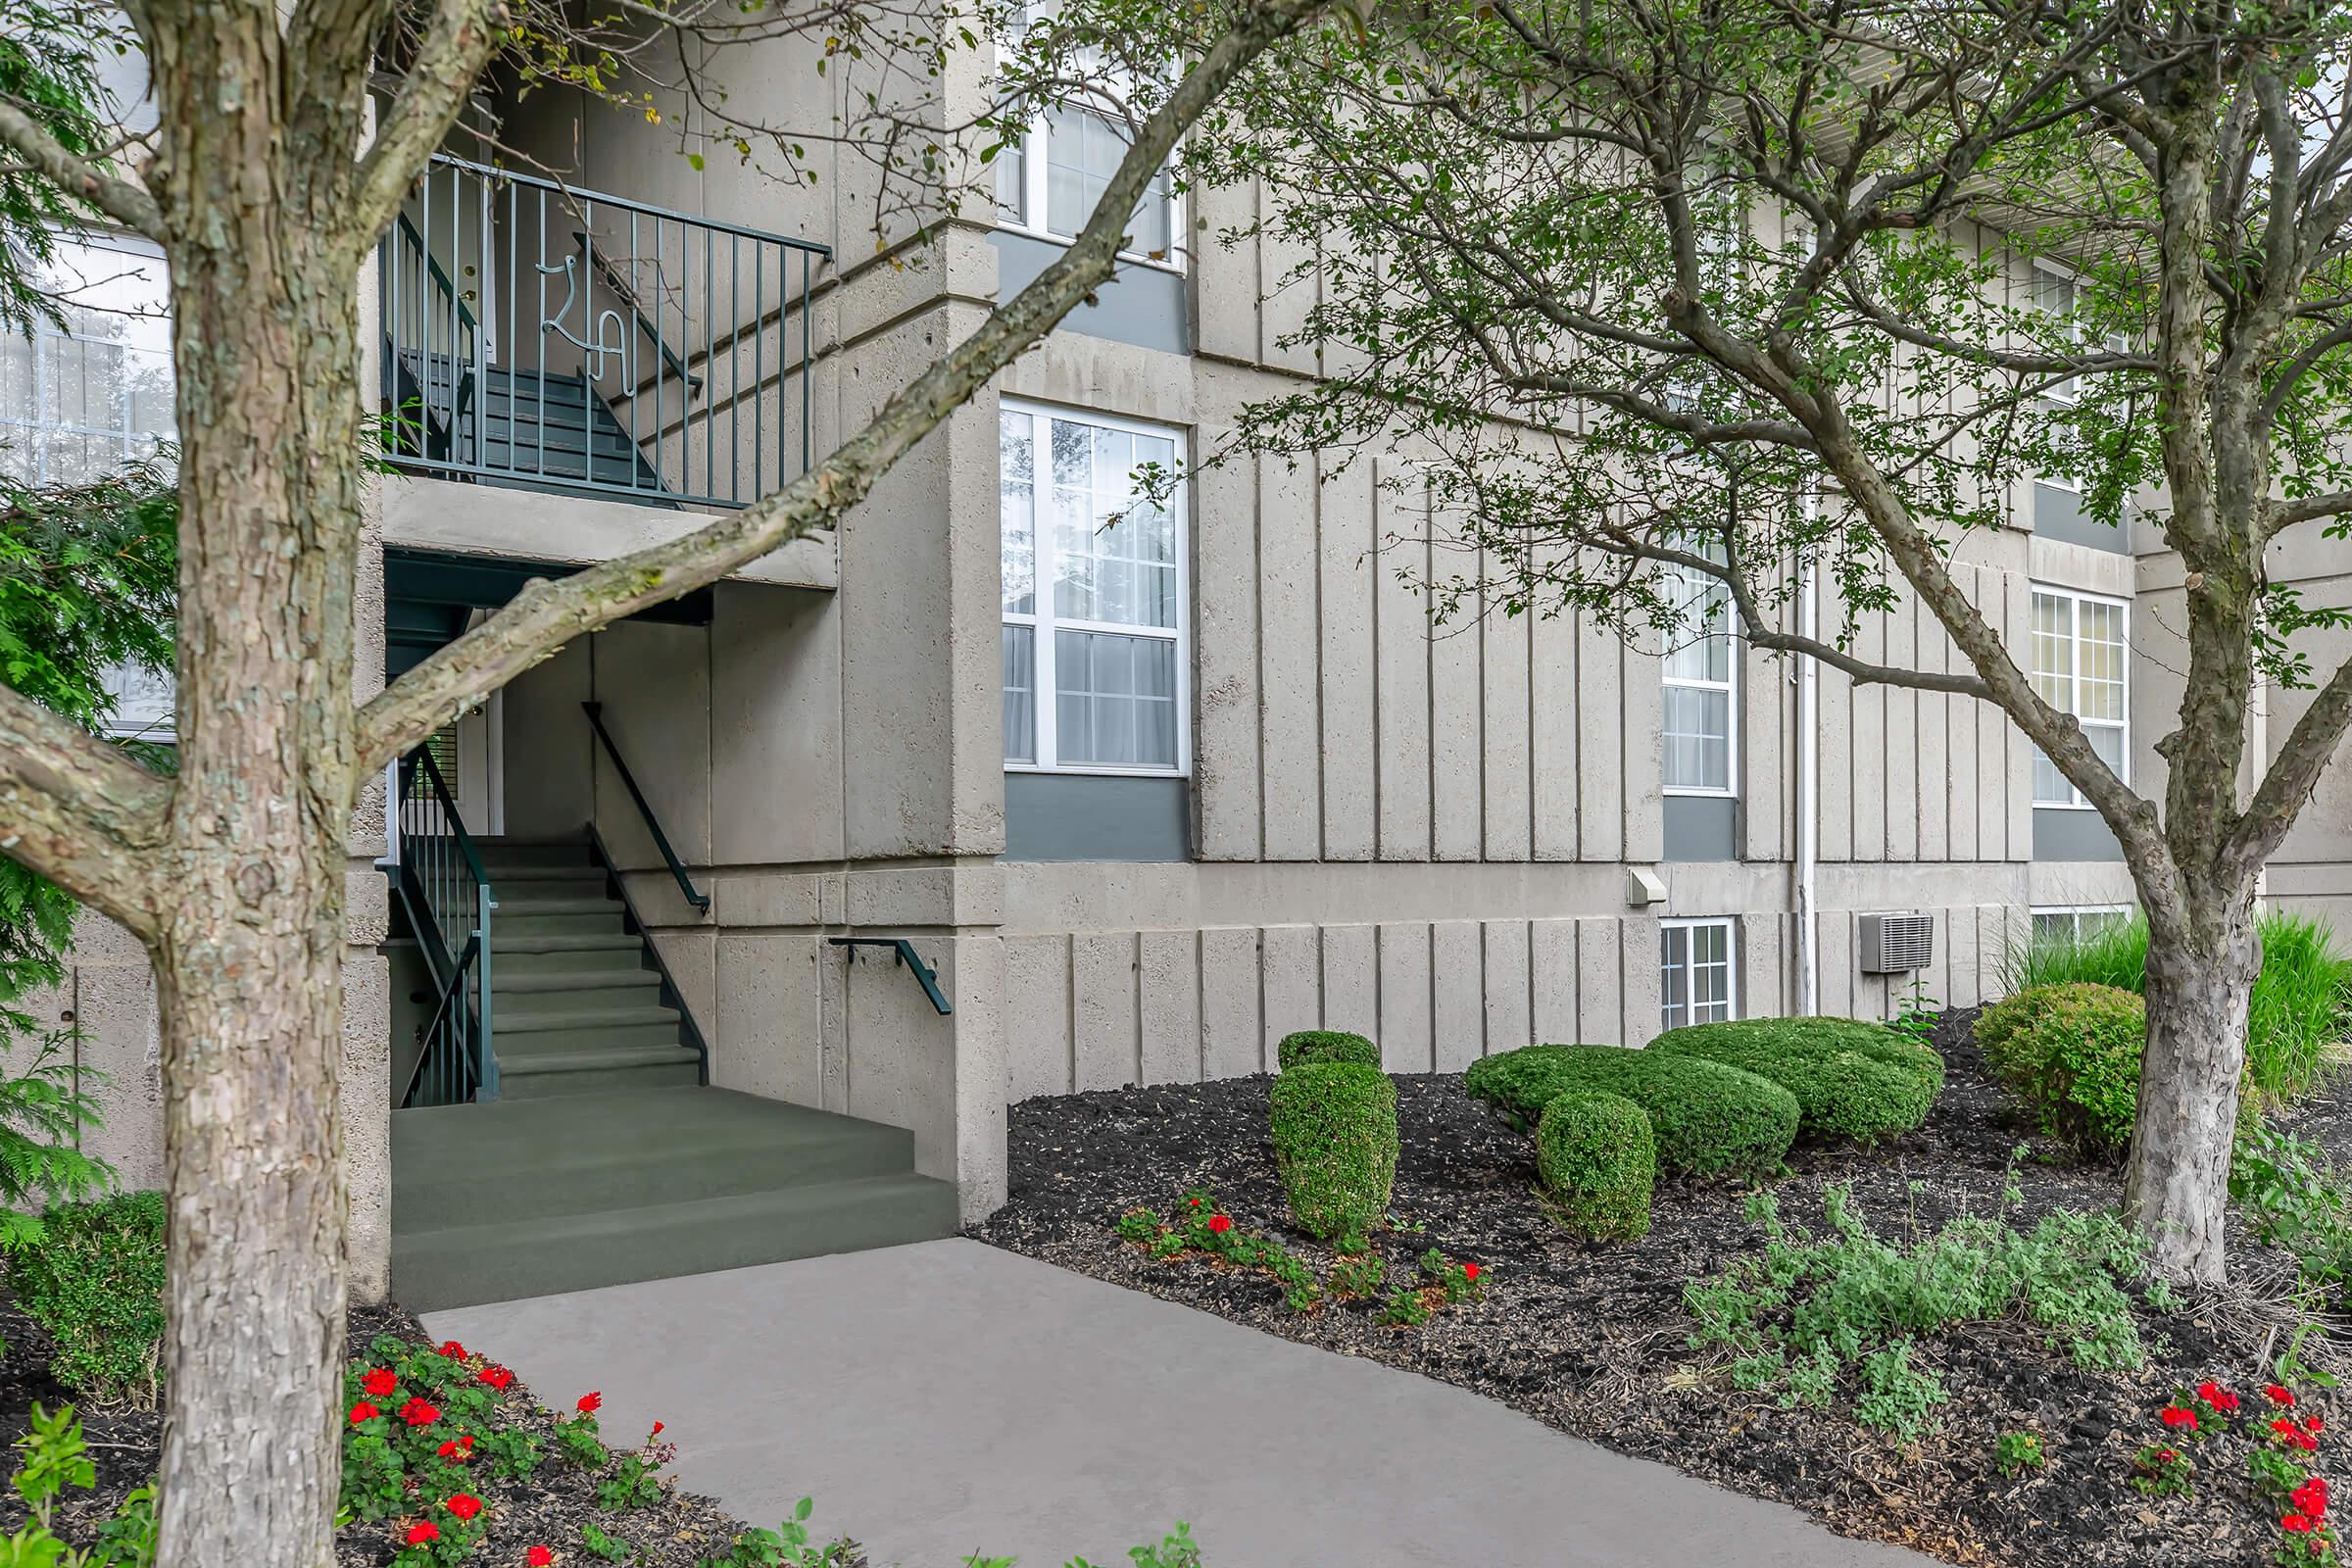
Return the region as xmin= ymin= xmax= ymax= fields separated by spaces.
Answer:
xmin=9 ymin=32 xmax=2343 ymax=1308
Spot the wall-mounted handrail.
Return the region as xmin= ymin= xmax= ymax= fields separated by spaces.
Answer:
xmin=828 ymin=937 xmax=953 ymax=1015
xmin=582 ymin=701 xmax=710 ymax=914
xmin=585 ymin=820 xmax=712 ymax=1085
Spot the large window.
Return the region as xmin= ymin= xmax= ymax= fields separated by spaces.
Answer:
xmin=1661 ymin=554 xmax=1737 ymax=794
xmin=1001 ymin=400 xmax=1188 ymax=773
xmin=0 ymin=233 xmax=174 ymax=484
xmin=996 ymin=110 xmax=1179 ymax=266
xmin=2030 ymin=586 xmax=2129 ymax=807
xmin=1660 ymin=917 xmax=1736 ymax=1030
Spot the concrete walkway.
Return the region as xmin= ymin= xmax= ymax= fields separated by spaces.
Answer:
xmin=423 ymin=1239 xmax=1936 ymax=1568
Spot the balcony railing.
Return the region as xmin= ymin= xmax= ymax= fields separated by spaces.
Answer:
xmin=376 ymin=153 xmax=830 ymax=510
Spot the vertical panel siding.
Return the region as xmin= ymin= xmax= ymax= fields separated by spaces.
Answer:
xmin=1200 ymin=926 xmax=1264 ymax=1079
xmin=1373 ymin=466 xmax=1435 ymax=859
xmin=1192 ymin=449 xmax=1261 ymax=859
xmin=1139 ymin=929 xmax=1202 ymax=1085
xmin=1071 ymin=932 xmax=1139 ymax=1092
xmin=1259 ymin=458 xmax=1322 ymax=858
xmin=1531 ymin=917 xmax=1580 ymax=1042
xmin=1481 ymin=918 xmax=1533 ymax=1054
xmin=1430 ymin=919 xmax=1484 ymax=1068
xmin=1260 ymin=923 xmax=1321 ymax=1056
xmin=1319 ymin=457 xmax=1378 ymax=860
xmin=1319 ymin=922 xmax=1379 ymax=1039
xmin=1375 ymin=921 xmax=1435 ymax=1072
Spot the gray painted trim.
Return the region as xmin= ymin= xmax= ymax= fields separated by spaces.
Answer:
xmin=2033 ymin=807 xmax=2126 ymax=860
xmin=2033 ymin=481 xmax=2130 ymax=554
xmin=1004 ymin=772 xmax=1192 ymax=861
xmin=1663 ymin=795 xmax=1738 ymax=862
xmin=990 ymin=230 xmax=1189 ymax=356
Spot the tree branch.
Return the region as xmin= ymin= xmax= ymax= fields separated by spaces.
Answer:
xmin=353 ymin=0 xmax=1331 ymax=778
xmin=0 ymin=685 xmax=174 ymax=940
xmin=2228 ymin=645 xmax=2352 ymax=880
xmin=338 ymin=0 xmax=512 ymax=259
xmin=0 ymin=101 xmax=161 ymax=238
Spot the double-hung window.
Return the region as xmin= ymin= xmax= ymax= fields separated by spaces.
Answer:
xmin=2029 ymin=585 xmax=2129 ymax=807
xmin=0 ymin=233 xmax=174 ymax=485
xmin=1661 ymin=549 xmax=1737 ymax=794
xmin=1660 ymin=917 xmax=1736 ymax=1029
xmin=992 ymin=4 xmax=1181 ymax=269
xmin=1001 ymin=400 xmax=1188 ymax=772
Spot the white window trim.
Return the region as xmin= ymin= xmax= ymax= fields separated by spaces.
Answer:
xmin=2030 ymin=583 xmax=2130 ymax=810
xmin=1001 ymin=396 xmax=1192 ymax=778
xmin=1660 ymin=561 xmax=1739 ymax=799
xmin=2031 ymin=904 xmax=2134 ymax=942
xmin=2030 ymin=257 xmax=2084 ymax=406
xmin=0 ymin=228 xmax=175 ymax=486
xmin=1659 ymin=915 xmax=1739 ymax=1029
xmin=996 ymin=107 xmax=1187 ymax=274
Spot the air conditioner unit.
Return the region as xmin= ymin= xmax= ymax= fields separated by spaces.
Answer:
xmin=1858 ymin=912 xmax=1935 ymax=975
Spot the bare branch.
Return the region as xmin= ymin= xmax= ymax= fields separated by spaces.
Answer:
xmin=0 ymin=685 xmax=173 ymax=940
xmin=0 ymin=100 xmax=161 ymax=238
xmin=2266 ymin=489 xmax=2352 ymax=532
xmin=2228 ymin=646 xmax=2352 ymax=879
xmin=353 ymin=0 xmax=1331 ymax=777
xmin=338 ymin=0 xmax=512 ymax=259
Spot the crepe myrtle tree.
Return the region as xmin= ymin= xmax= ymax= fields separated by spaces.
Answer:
xmin=0 ymin=0 xmax=1332 ymax=1560
xmin=1166 ymin=0 xmax=2352 ymax=1280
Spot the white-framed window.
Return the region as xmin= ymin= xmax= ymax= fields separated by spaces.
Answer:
xmin=1001 ymin=399 xmax=1189 ymax=773
xmin=1661 ymin=550 xmax=1737 ymax=795
xmin=2029 ymin=259 xmax=2082 ymax=404
xmin=2029 ymin=585 xmax=2129 ymax=808
xmin=1660 ymin=917 xmax=1737 ymax=1029
xmin=0 ymin=232 xmax=174 ymax=485
xmin=995 ymin=110 xmax=1181 ymax=269
xmin=2031 ymin=905 xmax=2133 ymax=945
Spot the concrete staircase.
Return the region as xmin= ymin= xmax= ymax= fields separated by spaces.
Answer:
xmin=389 ymin=837 xmax=960 ymax=1311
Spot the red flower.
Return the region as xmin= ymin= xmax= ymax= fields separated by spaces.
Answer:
xmin=407 ymin=1522 xmax=441 ymax=1546
xmin=2273 ymin=1386 xmax=2301 ymax=1407
xmin=1206 ymin=1213 xmax=1233 ymax=1234
xmin=437 ymin=1436 xmax=475 ymax=1461
xmin=476 ymin=1365 xmax=514 ymax=1392
xmin=526 ymin=1549 xmax=555 ymax=1568
xmin=2160 ymin=1404 xmax=2198 ymax=1432
xmin=2285 ymin=1515 xmax=2315 ymax=1535
xmin=1186 ymin=1197 xmax=1201 ymax=1207
xmin=445 ymin=1494 xmax=484 ymax=1522
xmin=576 ymin=1392 xmax=603 ymax=1415
xmin=361 ymin=1368 xmax=399 ymax=1397
xmin=2312 ymin=1416 xmax=2328 ymax=1435
xmin=399 ymin=1397 xmax=442 ymax=1428
xmin=348 ymin=1401 xmax=379 ymax=1427
xmin=2156 ymin=1449 xmax=2180 ymax=1462
xmin=1463 ymin=1262 xmax=1481 ymax=1282
xmin=438 ymin=1340 xmax=468 ymax=1360
xmin=2295 ymin=1478 xmax=2331 ymax=1518
xmin=650 ymin=1422 xmax=664 ymax=1437
xmin=2198 ymin=1381 xmax=2240 ymax=1413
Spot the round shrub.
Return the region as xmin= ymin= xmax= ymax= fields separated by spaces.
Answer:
xmin=1267 ymin=1062 xmax=1398 ymax=1242
xmin=1536 ymin=1091 xmax=1655 ymax=1241
xmin=1465 ymin=1044 xmax=1797 ymax=1178
xmin=1275 ymin=1029 xmax=1380 ymax=1073
xmin=1984 ymin=983 xmax=2146 ymax=1152
xmin=6 ymin=1190 xmax=167 ymax=1405
xmin=1649 ymin=1017 xmax=1944 ymax=1144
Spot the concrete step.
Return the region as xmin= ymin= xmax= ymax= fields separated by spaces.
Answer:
xmin=470 ymin=838 xmax=595 ymax=870
xmin=495 ymin=1047 xmax=703 ymax=1098
xmin=500 ymin=905 xmax=629 ymax=939
xmin=495 ymin=874 xmax=612 ymax=903
xmin=493 ymin=969 xmax=662 ymax=1015
xmin=495 ymin=1023 xmax=689 ymax=1060
xmin=492 ymin=935 xmax=648 ymax=975
xmin=392 ymin=1171 xmax=962 ymax=1311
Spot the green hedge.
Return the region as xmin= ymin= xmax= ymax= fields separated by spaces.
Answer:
xmin=7 ymin=1190 xmax=166 ymax=1404
xmin=1268 ymin=1062 xmax=1398 ymax=1242
xmin=1977 ymin=982 xmax=2148 ymax=1152
xmin=1465 ymin=1045 xmax=1798 ymax=1178
xmin=1536 ymin=1091 xmax=1654 ymax=1241
xmin=1275 ymin=1030 xmax=1380 ymax=1073
xmin=1649 ymin=1017 xmax=1943 ymax=1144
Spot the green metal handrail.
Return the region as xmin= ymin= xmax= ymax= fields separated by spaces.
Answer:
xmin=828 ymin=937 xmax=953 ymax=1015
xmin=393 ymin=211 xmax=478 ymax=337
xmin=398 ymin=745 xmax=499 ymax=1101
xmin=582 ymin=702 xmax=710 ymax=913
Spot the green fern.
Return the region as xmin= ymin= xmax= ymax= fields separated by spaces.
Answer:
xmin=0 ymin=1027 xmax=115 ymax=1249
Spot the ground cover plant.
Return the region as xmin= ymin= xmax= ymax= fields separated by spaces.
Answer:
xmin=1649 ymin=1018 xmax=1943 ymax=1144
xmin=1113 ymin=1189 xmax=1485 ymax=1325
xmin=1465 ymin=1044 xmax=1798 ymax=1177
xmin=978 ymin=1005 xmax=2352 ymax=1568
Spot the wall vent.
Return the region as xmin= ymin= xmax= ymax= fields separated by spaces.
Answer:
xmin=1858 ymin=913 xmax=1935 ymax=975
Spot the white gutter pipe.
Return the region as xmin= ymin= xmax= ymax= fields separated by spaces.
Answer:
xmin=1794 ymin=547 xmax=1821 ymax=1016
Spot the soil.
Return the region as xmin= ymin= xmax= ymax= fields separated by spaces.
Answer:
xmin=0 ymin=1299 xmax=856 ymax=1568
xmin=971 ymin=1010 xmax=2352 ymax=1568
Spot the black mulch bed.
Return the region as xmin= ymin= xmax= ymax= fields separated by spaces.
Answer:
xmin=0 ymin=1298 xmax=831 ymax=1568
xmin=971 ymin=1011 xmax=2352 ymax=1568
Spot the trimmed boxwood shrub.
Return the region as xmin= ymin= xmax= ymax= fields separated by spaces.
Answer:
xmin=1977 ymin=983 xmax=2149 ymax=1152
xmin=6 ymin=1190 xmax=167 ymax=1405
xmin=1275 ymin=1029 xmax=1380 ymax=1073
xmin=1649 ymin=1017 xmax=1944 ymax=1144
xmin=1464 ymin=1044 xmax=1798 ymax=1177
xmin=1536 ymin=1091 xmax=1654 ymax=1241
xmin=1268 ymin=1062 xmax=1398 ymax=1241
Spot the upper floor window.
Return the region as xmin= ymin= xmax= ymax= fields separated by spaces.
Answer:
xmin=1661 ymin=551 xmax=1736 ymax=794
xmin=1001 ymin=400 xmax=1188 ymax=773
xmin=0 ymin=233 xmax=174 ymax=485
xmin=2029 ymin=584 xmax=2128 ymax=807
xmin=995 ymin=110 xmax=1180 ymax=268
xmin=1660 ymin=916 xmax=1736 ymax=1029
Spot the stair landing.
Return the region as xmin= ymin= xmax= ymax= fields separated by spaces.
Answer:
xmin=392 ymin=1087 xmax=960 ymax=1310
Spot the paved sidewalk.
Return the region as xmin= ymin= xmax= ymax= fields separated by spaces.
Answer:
xmin=424 ymin=1239 xmax=1935 ymax=1568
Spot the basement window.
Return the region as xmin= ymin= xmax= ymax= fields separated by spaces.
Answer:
xmin=1660 ymin=917 xmax=1737 ymax=1030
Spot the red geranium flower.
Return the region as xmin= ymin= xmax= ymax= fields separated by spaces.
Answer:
xmin=400 ymin=1397 xmax=442 ymax=1428
xmin=438 ymin=1340 xmax=468 ymax=1360
xmin=2156 ymin=1449 xmax=2180 ymax=1462
xmin=361 ymin=1368 xmax=399 ymax=1397
xmin=526 ymin=1548 xmax=555 ymax=1568
xmin=437 ymin=1436 xmax=475 ymax=1461
xmin=2198 ymin=1381 xmax=2240 ymax=1413
xmin=651 ymin=1422 xmax=664 ymax=1437
xmin=1206 ymin=1213 xmax=1233 ymax=1234
xmin=348 ymin=1401 xmax=379 ymax=1427
xmin=577 ymin=1392 xmax=603 ymax=1415
xmin=1463 ymin=1262 xmax=1481 ymax=1282
xmin=477 ymin=1365 xmax=514 ymax=1392
xmin=2285 ymin=1515 xmax=2315 ymax=1534
xmin=2160 ymin=1404 xmax=2198 ymax=1432
xmin=445 ymin=1494 xmax=484 ymax=1522
xmin=2312 ymin=1416 xmax=2328 ymax=1435
xmin=407 ymin=1522 xmax=441 ymax=1545
xmin=2294 ymin=1478 xmax=2330 ymax=1518
xmin=2272 ymin=1386 xmax=2301 ymax=1407
xmin=1186 ymin=1197 xmax=1201 ymax=1207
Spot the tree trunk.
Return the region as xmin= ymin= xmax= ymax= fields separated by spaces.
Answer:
xmin=2125 ymin=890 xmax=2261 ymax=1284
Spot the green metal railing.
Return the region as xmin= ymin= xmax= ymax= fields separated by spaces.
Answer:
xmin=376 ymin=153 xmax=831 ymax=509
xmin=397 ymin=745 xmax=498 ymax=1105
xmin=582 ymin=701 xmax=710 ymax=913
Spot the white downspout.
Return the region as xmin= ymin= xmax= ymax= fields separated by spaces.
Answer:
xmin=1795 ymin=554 xmax=1821 ymax=1015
